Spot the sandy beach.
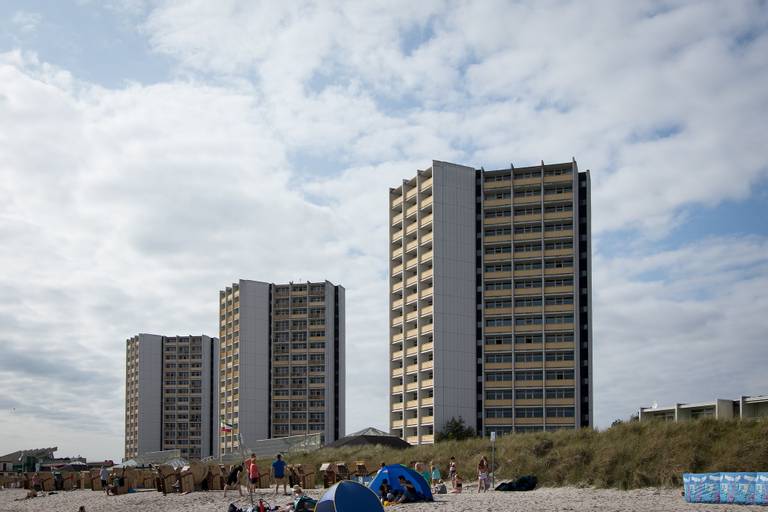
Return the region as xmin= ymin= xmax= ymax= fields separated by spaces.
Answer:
xmin=2 ymin=486 xmax=765 ymax=512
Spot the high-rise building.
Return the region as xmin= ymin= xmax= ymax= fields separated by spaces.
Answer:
xmin=388 ymin=159 xmax=592 ymax=444
xmin=218 ymin=279 xmax=345 ymax=455
xmin=124 ymin=334 xmax=219 ymax=459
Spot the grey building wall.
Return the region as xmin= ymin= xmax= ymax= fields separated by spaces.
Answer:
xmin=238 ymin=280 xmax=271 ymax=447
xmin=136 ymin=333 xmax=163 ymax=455
xmin=334 ymin=284 xmax=346 ymax=441
xmin=575 ymin=167 xmax=593 ymax=428
xmin=200 ymin=335 xmax=219 ymax=458
xmin=431 ymin=160 xmax=478 ymax=432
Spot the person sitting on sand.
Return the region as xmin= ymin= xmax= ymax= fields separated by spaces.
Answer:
xmin=31 ymin=473 xmax=41 ymax=493
xmin=379 ymin=478 xmax=393 ymax=502
xmin=285 ymin=485 xmax=317 ymax=512
xmin=432 ymin=479 xmax=447 ymax=495
xmin=450 ymin=474 xmax=463 ymax=494
xmin=396 ymin=475 xmax=419 ymax=503
xmin=223 ymin=463 xmax=244 ymax=498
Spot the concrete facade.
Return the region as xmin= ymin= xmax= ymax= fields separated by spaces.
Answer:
xmin=219 ymin=280 xmax=345 ymax=455
xmin=125 ymin=334 xmax=219 ymax=460
xmin=389 ymin=160 xmax=593 ymax=444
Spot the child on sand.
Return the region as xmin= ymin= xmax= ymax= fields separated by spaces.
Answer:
xmin=450 ymin=474 xmax=463 ymax=494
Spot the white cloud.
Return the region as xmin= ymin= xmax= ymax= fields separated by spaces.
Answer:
xmin=0 ymin=0 xmax=767 ymax=459
xmin=11 ymin=11 xmax=42 ymax=34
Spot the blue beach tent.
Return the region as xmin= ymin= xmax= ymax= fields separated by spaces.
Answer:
xmin=315 ymin=480 xmax=384 ymax=512
xmin=368 ymin=464 xmax=433 ymax=501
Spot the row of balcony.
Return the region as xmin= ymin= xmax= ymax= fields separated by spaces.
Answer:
xmin=391 ymin=360 xmax=434 ymax=377
xmin=391 ymin=177 xmax=433 ymax=207
xmin=484 ymin=230 xmax=575 ymax=243
xmin=484 ymin=173 xmax=572 ymax=188
xmin=483 ymin=210 xmax=573 ymax=225
xmin=392 ymin=205 xmax=434 ymax=227
xmin=391 ymin=415 xmax=435 ymax=428
xmin=483 ymin=191 xmax=573 ymax=207
xmin=390 ymin=285 xmax=433 ymax=302
xmin=391 ymin=341 xmax=434 ymax=360
xmin=482 ymin=248 xmax=574 ymax=262
xmin=390 ymin=306 xmax=433 ymax=326
xmin=392 ymin=396 xmax=434 ymax=410
xmin=484 ymin=285 xmax=573 ymax=298
xmin=486 ymin=323 xmax=575 ymax=334
xmin=391 ymin=377 xmax=434 ymax=394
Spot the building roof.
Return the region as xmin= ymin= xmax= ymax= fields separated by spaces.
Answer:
xmin=325 ymin=429 xmax=410 ymax=450
xmin=0 ymin=447 xmax=57 ymax=463
xmin=345 ymin=427 xmax=392 ymax=437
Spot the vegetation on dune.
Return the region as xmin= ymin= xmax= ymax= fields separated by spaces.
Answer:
xmin=252 ymin=419 xmax=768 ymax=490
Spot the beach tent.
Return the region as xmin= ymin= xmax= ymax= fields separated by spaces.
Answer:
xmin=315 ymin=480 xmax=384 ymax=512
xmin=367 ymin=464 xmax=433 ymax=501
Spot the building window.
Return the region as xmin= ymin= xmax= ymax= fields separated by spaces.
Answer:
xmin=485 ymin=352 xmax=513 ymax=363
xmin=545 ymin=351 xmax=574 ymax=361
xmin=486 ymin=372 xmax=513 ymax=382
xmin=485 ymin=335 xmax=513 ymax=345
xmin=486 ymin=389 xmax=513 ymax=400
xmin=486 ymin=408 xmax=513 ymax=418
xmin=546 ymin=369 xmax=575 ymax=380
xmin=515 ymin=370 xmax=543 ymax=381
xmin=545 ymin=388 xmax=574 ymax=399
xmin=515 ymin=407 xmax=543 ymax=418
xmin=516 ymin=388 xmax=543 ymax=400
xmin=546 ymin=407 xmax=575 ymax=418
xmin=515 ymin=352 xmax=543 ymax=362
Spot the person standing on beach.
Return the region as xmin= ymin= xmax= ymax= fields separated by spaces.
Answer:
xmin=430 ymin=462 xmax=441 ymax=486
xmin=246 ymin=453 xmax=260 ymax=493
xmin=477 ymin=456 xmax=490 ymax=492
xmin=448 ymin=457 xmax=457 ymax=488
xmin=99 ymin=465 xmax=109 ymax=495
xmin=272 ymin=453 xmax=288 ymax=496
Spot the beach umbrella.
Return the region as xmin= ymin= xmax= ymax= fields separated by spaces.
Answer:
xmin=316 ymin=480 xmax=384 ymax=512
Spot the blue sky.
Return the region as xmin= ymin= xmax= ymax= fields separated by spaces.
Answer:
xmin=0 ymin=0 xmax=767 ymax=461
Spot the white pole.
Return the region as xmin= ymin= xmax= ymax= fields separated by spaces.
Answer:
xmin=490 ymin=431 xmax=496 ymax=490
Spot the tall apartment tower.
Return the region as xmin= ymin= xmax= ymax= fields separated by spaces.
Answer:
xmin=389 ymin=159 xmax=592 ymax=444
xmin=125 ymin=334 xmax=219 ymax=459
xmin=218 ymin=279 xmax=345 ymax=455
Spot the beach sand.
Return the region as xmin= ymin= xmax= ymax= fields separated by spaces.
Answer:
xmin=1 ymin=486 xmax=764 ymax=512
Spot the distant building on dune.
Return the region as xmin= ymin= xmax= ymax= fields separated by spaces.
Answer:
xmin=124 ymin=334 xmax=219 ymax=460
xmin=638 ymin=394 xmax=768 ymax=422
xmin=218 ymin=279 xmax=345 ymax=455
xmin=388 ymin=159 xmax=592 ymax=445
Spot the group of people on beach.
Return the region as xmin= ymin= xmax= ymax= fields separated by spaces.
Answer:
xmin=224 ymin=453 xmax=290 ymax=498
xmin=377 ymin=454 xmax=492 ymax=504
xmin=423 ymin=455 xmax=492 ymax=494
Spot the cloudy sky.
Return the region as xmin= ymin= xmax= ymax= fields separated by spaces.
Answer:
xmin=0 ymin=0 xmax=767 ymax=461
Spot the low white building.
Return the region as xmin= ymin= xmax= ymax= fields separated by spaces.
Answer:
xmin=638 ymin=394 xmax=768 ymax=422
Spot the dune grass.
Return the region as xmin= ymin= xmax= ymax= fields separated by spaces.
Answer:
xmin=254 ymin=419 xmax=768 ymax=490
